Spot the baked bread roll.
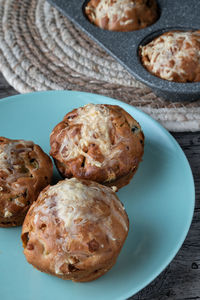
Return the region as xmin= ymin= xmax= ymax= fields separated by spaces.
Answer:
xmin=50 ymin=103 xmax=144 ymax=189
xmin=140 ymin=30 xmax=200 ymax=82
xmin=0 ymin=137 xmax=53 ymax=227
xmin=21 ymin=178 xmax=129 ymax=282
xmin=85 ymin=0 xmax=158 ymax=32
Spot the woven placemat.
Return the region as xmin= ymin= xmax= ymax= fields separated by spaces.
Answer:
xmin=0 ymin=0 xmax=200 ymax=131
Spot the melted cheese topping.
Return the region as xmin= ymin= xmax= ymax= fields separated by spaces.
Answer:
xmin=0 ymin=140 xmax=33 ymax=217
xmin=86 ymin=0 xmax=135 ymax=26
xmin=58 ymin=104 xmax=122 ymax=167
xmin=140 ymin=31 xmax=200 ymax=81
xmin=37 ymin=178 xmax=128 ymax=235
xmin=0 ymin=140 xmax=33 ymax=183
xmin=4 ymin=209 xmax=13 ymax=218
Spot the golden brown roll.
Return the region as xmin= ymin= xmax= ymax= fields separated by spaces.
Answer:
xmin=0 ymin=137 xmax=53 ymax=227
xmin=140 ymin=30 xmax=200 ymax=82
xmin=21 ymin=178 xmax=129 ymax=282
xmin=85 ymin=0 xmax=158 ymax=32
xmin=50 ymin=103 xmax=144 ymax=189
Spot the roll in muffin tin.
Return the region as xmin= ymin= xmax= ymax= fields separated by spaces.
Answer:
xmin=47 ymin=0 xmax=200 ymax=102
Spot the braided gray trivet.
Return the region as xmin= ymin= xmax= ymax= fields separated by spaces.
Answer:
xmin=0 ymin=0 xmax=200 ymax=131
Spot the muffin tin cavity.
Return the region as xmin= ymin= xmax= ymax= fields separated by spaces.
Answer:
xmin=84 ymin=0 xmax=159 ymax=32
xmin=47 ymin=0 xmax=200 ymax=101
xmin=140 ymin=30 xmax=200 ymax=83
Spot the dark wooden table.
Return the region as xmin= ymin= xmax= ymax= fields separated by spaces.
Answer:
xmin=0 ymin=72 xmax=199 ymax=300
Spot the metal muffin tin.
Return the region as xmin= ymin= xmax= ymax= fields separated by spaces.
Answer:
xmin=47 ymin=0 xmax=200 ymax=102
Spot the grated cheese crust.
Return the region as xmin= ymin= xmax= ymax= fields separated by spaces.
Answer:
xmin=140 ymin=30 xmax=200 ymax=82
xmin=85 ymin=0 xmax=158 ymax=32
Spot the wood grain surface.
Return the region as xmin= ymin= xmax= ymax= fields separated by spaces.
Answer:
xmin=0 ymin=72 xmax=199 ymax=300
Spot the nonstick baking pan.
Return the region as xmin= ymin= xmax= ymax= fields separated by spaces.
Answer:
xmin=47 ymin=0 xmax=200 ymax=102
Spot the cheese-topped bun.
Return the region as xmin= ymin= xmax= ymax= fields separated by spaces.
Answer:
xmin=50 ymin=104 xmax=144 ymax=190
xmin=85 ymin=0 xmax=158 ymax=32
xmin=0 ymin=137 xmax=53 ymax=227
xmin=21 ymin=178 xmax=129 ymax=282
xmin=140 ymin=30 xmax=200 ymax=82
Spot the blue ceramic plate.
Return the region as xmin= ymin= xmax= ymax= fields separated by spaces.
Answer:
xmin=0 ymin=91 xmax=195 ymax=300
